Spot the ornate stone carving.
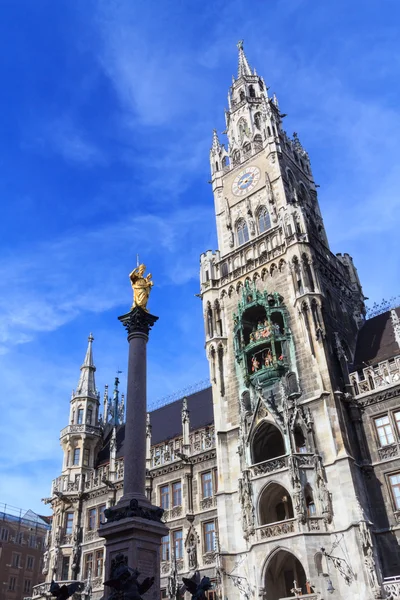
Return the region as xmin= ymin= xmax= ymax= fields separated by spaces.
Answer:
xmin=359 ymin=520 xmax=383 ymax=598
xmin=378 ymin=444 xmax=399 ymax=460
xmin=251 ymin=456 xmax=287 ymax=476
xmin=239 ymin=469 xmax=255 ymax=538
xmin=314 ymin=455 xmax=333 ymax=523
xmin=118 ymin=307 xmax=159 ymax=337
xmin=259 ymin=519 xmax=295 ymax=538
xmin=104 ymin=498 xmax=164 ymax=523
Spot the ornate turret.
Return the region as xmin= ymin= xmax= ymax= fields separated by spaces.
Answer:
xmin=60 ymin=335 xmax=102 ymax=477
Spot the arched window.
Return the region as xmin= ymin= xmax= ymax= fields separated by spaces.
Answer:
xmin=215 ymin=161 xmax=219 ymax=172
xmin=210 ymin=346 xmax=216 ymax=383
xmin=351 ymin=377 xmax=359 ymax=396
xmin=237 ymin=220 xmax=249 ymax=246
xmin=254 ymin=134 xmax=263 ymax=152
xmin=267 ymin=126 xmax=272 ymax=137
xmin=252 ymin=422 xmax=286 ymax=464
xmin=222 ymin=156 xmax=229 ymax=167
xmin=239 ymin=89 xmax=245 ymax=101
xmin=259 ymin=79 xmax=264 ymax=91
xmin=249 ymin=85 xmax=256 ymax=98
xmin=238 ymin=118 xmax=249 ymax=142
xmin=214 ymin=300 xmax=222 ymax=336
xmin=305 ymin=486 xmax=316 ymax=516
xmin=221 ymin=262 xmax=228 ymax=278
xmin=218 ymin=345 xmax=225 ymax=396
xmin=302 ymin=254 xmax=315 ymax=292
xmin=258 ymin=207 xmax=271 ymax=233
xmin=232 ymin=150 xmax=240 ymax=166
xmin=206 ymin=302 xmax=213 ymax=338
xmin=259 ymin=483 xmax=294 ymax=525
xmin=86 ymin=407 xmax=93 ymax=425
xmin=294 ymin=427 xmax=307 ymax=453
xmin=287 ymin=169 xmax=295 ymax=190
xmin=243 ymin=142 xmax=251 ymax=155
xmin=254 ymin=112 xmax=262 ymax=130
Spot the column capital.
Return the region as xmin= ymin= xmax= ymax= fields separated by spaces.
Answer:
xmin=118 ymin=307 xmax=159 ymax=338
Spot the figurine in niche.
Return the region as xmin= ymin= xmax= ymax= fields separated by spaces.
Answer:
xmin=264 ymin=349 xmax=273 ymax=367
xmin=251 ymin=356 xmax=260 ymax=372
xmin=273 ymin=322 xmax=281 ymax=334
xmin=247 ymin=294 xmax=253 ymax=303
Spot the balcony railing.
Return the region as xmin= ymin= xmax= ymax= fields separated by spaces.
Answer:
xmin=250 ymin=455 xmax=288 ymax=476
xmin=257 ymin=518 xmax=296 ymax=540
xmin=383 ymin=575 xmax=400 ymax=598
xmin=350 ymin=357 xmax=400 ymax=397
xmin=60 ymin=423 xmax=102 ymax=438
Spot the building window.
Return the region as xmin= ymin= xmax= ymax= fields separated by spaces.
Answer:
xmin=24 ymin=580 xmax=31 ymax=594
xmin=161 ymin=589 xmax=168 ymax=600
xmin=67 ymin=450 xmax=71 ymax=467
xmin=73 ymin=448 xmax=80 ymax=465
xmin=83 ymin=448 xmax=90 ymax=467
xmin=172 ymin=481 xmax=182 ymax=507
xmin=28 ymin=534 xmax=36 ymax=547
xmin=12 ymin=553 xmax=21 ymax=567
xmin=375 ymin=415 xmax=394 ymax=447
xmin=99 ymin=504 xmax=107 ymax=525
xmin=26 ymin=556 xmax=34 ymax=570
xmin=65 ymin=512 xmax=74 ymax=535
xmin=206 ymin=585 xmax=217 ymax=600
xmin=9 ymin=577 xmax=16 ymax=591
xmin=61 ymin=556 xmax=70 ymax=581
xmin=237 ymin=220 xmax=249 ymax=246
xmin=202 ymin=472 xmax=213 ymax=498
xmin=77 ymin=408 xmax=84 ymax=424
xmin=95 ymin=549 xmax=104 ymax=578
xmin=160 ymin=485 xmax=170 ymax=510
xmin=1 ymin=527 xmax=9 ymax=541
xmin=173 ymin=530 xmax=183 ymax=559
xmin=88 ymin=508 xmax=97 ymax=530
xmin=394 ymin=412 xmax=400 ymax=435
xmin=87 ymin=407 xmax=93 ymax=424
xmin=389 ymin=474 xmax=400 ymax=510
xmin=258 ymin=207 xmax=271 ymax=233
xmin=17 ymin=532 xmax=24 ymax=544
xmin=203 ymin=521 xmax=216 ymax=553
xmin=161 ymin=535 xmax=170 ymax=561
xmin=84 ymin=552 xmax=93 ymax=579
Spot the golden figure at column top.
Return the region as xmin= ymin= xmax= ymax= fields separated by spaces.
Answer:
xmin=129 ymin=264 xmax=153 ymax=311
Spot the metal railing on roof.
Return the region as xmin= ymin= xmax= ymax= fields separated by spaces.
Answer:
xmin=149 ymin=379 xmax=211 ymax=411
xmin=0 ymin=503 xmax=50 ymax=530
xmin=366 ymin=296 xmax=400 ymax=319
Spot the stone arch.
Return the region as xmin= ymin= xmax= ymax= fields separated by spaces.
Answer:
xmin=258 ymin=482 xmax=294 ymax=525
xmin=252 ymin=420 xmax=286 ymax=464
xmin=263 ymin=548 xmax=308 ymax=600
xmin=253 ymin=271 xmax=260 ymax=282
xmin=236 ymin=280 xmax=243 ymax=294
xmin=278 ymin=258 xmax=286 ymax=272
xmin=228 ymin=285 xmax=235 ymax=298
xmin=286 ymin=168 xmax=296 ymax=190
xmin=270 ymin=263 xmax=277 ymax=277
xmin=261 ymin=268 xmax=268 ymax=281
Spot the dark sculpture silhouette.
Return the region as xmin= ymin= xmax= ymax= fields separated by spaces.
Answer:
xmin=50 ymin=580 xmax=83 ymax=600
xmin=182 ymin=574 xmax=212 ymax=600
xmin=104 ymin=553 xmax=154 ymax=600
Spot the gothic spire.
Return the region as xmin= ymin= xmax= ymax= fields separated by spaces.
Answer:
xmin=75 ymin=333 xmax=97 ymax=399
xmin=211 ymin=129 xmax=221 ymax=152
xmin=237 ymin=40 xmax=252 ymax=78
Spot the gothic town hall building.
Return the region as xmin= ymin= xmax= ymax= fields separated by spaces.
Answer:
xmin=33 ymin=43 xmax=400 ymax=600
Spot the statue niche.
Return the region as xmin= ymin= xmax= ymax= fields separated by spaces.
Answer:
xmin=234 ymin=281 xmax=290 ymax=386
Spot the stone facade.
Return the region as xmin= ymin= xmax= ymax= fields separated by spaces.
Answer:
xmin=32 ymin=43 xmax=400 ymax=600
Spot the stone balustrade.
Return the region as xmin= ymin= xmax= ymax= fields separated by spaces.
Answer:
xmin=257 ymin=518 xmax=296 ymax=540
xmin=378 ymin=443 xmax=399 ymax=461
xmin=383 ymin=576 xmax=400 ymax=598
xmin=250 ymin=455 xmax=288 ymax=476
xmin=279 ymin=595 xmax=318 ymax=600
xmin=350 ymin=357 xmax=400 ymax=396
xmin=199 ymin=496 xmax=217 ymax=511
xmin=60 ymin=423 xmax=102 ymax=439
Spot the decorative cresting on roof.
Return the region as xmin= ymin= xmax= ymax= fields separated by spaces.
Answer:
xmin=366 ymin=296 xmax=400 ymax=319
xmin=233 ymin=280 xmax=290 ymax=387
xmin=75 ymin=333 xmax=97 ymax=399
xmin=237 ymin=40 xmax=252 ymax=78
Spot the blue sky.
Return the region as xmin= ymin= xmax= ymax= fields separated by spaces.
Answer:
xmin=0 ymin=0 xmax=399 ymax=514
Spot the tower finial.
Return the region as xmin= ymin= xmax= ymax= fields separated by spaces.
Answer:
xmin=237 ymin=40 xmax=252 ymax=78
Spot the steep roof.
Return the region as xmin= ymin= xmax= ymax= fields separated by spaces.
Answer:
xmin=96 ymin=386 xmax=213 ymax=466
xmin=353 ymin=307 xmax=400 ymax=369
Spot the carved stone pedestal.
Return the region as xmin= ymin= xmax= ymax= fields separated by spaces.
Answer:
xmin=100 ymin=511 xmax=167 ymax=600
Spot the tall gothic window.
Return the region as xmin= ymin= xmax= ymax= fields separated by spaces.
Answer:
xmin=207 ymin=302 xmax=213 ymax=338
xmin=249 ymin=85 xmax=256 ymax=98
xmin=218 ymin=345 xmax=225 ymax=396
xmin=237 ymin=220 xmax=249 ymax=246
xmin=254 ymin=112 xmax=262 ymax=130
xmin=232 ymin=150 xmax=240 ymax=166
xmin=258 ymin=207 xmax=271 ymax=233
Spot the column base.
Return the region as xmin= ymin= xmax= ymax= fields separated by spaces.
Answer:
xmin=100 ymin=512 xmax=168 ymax=600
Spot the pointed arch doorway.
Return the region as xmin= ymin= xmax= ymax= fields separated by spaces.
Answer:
xmin=265 ymin=549 xmax=307 ymax=599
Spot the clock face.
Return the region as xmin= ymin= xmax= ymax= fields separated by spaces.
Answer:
xmin=232 ymin=166 xmax=261 ymax=196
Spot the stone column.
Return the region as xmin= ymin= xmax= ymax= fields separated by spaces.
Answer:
xmin=99 ymin=307 xmax=167 ymax=600
xmin=118 ymin=307 xmax=158 ymax=504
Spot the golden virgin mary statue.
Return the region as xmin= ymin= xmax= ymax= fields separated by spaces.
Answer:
xmin=129 ymin=264 xmax=153 ymax=311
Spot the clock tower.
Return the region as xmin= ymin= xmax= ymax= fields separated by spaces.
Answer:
xmin=200 ymin=42 xmax=382 ymax=600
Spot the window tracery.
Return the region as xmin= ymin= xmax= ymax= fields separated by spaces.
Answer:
xmin=236 ymin=219 xmax=249 ymax=246
xmin=258 ymin=206 xmax=271 ymax=233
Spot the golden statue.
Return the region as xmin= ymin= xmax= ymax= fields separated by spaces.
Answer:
xmin=129 ymin=264 xmax=153 ymax=311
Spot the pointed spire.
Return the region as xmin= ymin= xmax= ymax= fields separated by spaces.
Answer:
xmin=211 ymin=129 xmax=221 ymax=153
xmin=237 ymin=40 xmax=252 ymax=78
xmin=75 ymin=334 xmax=97 ymax=399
